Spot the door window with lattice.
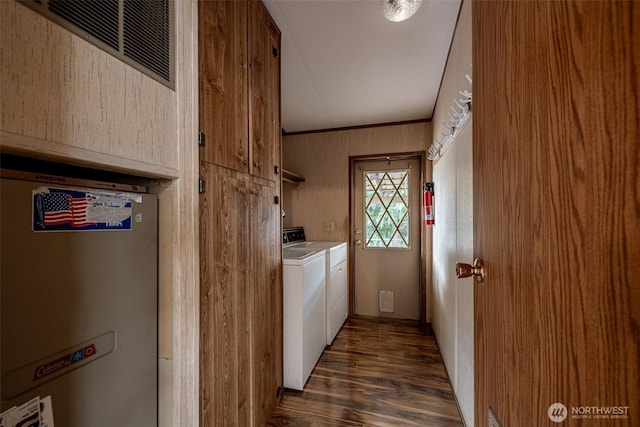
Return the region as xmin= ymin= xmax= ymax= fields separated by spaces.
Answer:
xmin=363 ymin=169 xmax=410 ymax=249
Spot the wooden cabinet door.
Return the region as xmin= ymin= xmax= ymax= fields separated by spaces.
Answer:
xmin=249 ymin=181 xmax=283 ymax=425
xmin=249 ymin=0 xmax=281 ymax=182
xmin=200 ymin=163 xmax=250 ymax=426
xmin=199 ymin=0 xmax=249 ymax=172
xmin=473 ymin=2 xmax=639 ymax=425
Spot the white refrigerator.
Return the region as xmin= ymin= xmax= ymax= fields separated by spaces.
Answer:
xmin=1 ymin=174 xmax=158 ymax=426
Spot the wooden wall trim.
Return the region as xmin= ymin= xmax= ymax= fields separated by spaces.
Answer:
xmin=171 ymin=1 xmax=200 ymax=426
xmin=0 ymin=130 xmax=180 ymax=179
xmin=284 ymin=118 xmax=431 ymax=137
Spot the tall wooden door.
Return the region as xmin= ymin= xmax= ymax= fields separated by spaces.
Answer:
xmin=473 ymin=2 xmax=639 ymax=425
xmin=199 ymin=163 xmax=250 ymax=426
xmin=249 ymin=180 xmax=282 ymax=425
xmin=249 ymin=0 xmax=281 ymax=182
xmin=199 ymin=0 xmax=249 ymax=172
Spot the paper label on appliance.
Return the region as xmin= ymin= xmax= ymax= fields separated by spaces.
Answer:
xmin=0 ymin=396 xmax=40 ymax=427
xmin=0 ymin=395 xmax=55 ymax=427
xmin=32 ymin=187 xmax=138 ymax=232
xmin=39 ymin=396 xmax=54 ymax=427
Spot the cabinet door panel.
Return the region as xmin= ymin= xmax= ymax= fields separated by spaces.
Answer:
xmin=249 ymin=0 xmax=281 ymax=182
xmin=199 ymin=0 xmax=249 ymax=172
xmin=249 ymin=181 xmax=282 ymax=425
xmin=200 ymin=163 xmax=250 ymax=426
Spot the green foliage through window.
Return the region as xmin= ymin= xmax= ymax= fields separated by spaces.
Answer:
xmin=364 ymin=170 xmax=410 ymax=248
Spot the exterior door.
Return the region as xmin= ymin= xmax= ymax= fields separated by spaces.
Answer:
xmin=353 ymin=158 xmax=421 ymax=320
xmin=473 ymin=2 xmax=639 ymax=425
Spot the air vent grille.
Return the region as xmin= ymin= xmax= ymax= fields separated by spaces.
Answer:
xmin=123 ymin=0 xmax=171 ymax=82
xmin=19 ymin=0 xmax=174 ymax=88
xmin=49 ymin=0 xmax=119 ymax=50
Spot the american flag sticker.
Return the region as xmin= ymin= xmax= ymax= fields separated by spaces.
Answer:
xmin=33 ymin=187 xmax=136 ymax=232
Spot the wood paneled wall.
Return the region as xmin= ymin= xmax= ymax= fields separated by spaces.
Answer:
xmin=199 ymin=1 xmax=282 ymax=425
xmin=283 ymin=123 xmax=430 ymax=241
xmin=0 ymin=1 xmax=200 ymax=426
xmin=0 ymin=1 xmax=178 ymax=177
xmin=170 ymin=2 xmax=200 ymax=426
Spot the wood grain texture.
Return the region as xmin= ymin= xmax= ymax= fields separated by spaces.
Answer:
xmin=282 ymin=123 xmax=430 ymax=240
xmin=171 ymin=1 xmax=201 ymax=426
xmin=199 ymin=0 xmax=249 ymax=171
xmin=199 ymin=163 xmax=283 ymax=427
xmin=200 ymin=163 xmax=251 ymax=426
xmin=1 ymin=1 xmax=201 ymax=425
xmin=0 ymin=1 xmax=177 ymax=172
xmin=249 ymin=0 xmax=281 ymax=182
xmin=199 ymin=2 xmax=283 ymax=424
xmin=473 ymin=1 xmax=640 ymax=425
xmin=268 ymin=317 xmax=463 ymax=426
xmin=249 ymin=180 xmax=283 ymax=425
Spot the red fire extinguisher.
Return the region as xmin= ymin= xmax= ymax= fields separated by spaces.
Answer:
xmin=423 ymin=182 xmax=434 ymax=225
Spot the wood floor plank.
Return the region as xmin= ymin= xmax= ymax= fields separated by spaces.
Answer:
xmin=268 ymin=317 xmax=464 ymax=427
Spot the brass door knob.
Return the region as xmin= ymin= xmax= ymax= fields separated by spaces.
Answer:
xmin=455 ymin=258 xmax=485 ymax=282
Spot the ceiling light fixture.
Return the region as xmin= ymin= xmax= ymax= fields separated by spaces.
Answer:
xmin=382 ymin=0 xmax=422 ymax=23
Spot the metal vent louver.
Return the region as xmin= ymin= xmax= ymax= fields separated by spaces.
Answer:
xmin=123 ymin=0 xmax=171 ymax=82
xmin=49 ymin=0 xmax=119 ymax=50
xmin=19 ymin=0 xmax=174 ymax=88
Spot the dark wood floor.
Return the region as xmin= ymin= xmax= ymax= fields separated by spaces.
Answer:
xmin=268 ymin=316 xmax=464 ymax=426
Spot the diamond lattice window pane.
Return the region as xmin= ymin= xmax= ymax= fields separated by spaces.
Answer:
xmin=399 ymin=214 xmax=409 ymax=237
xmin=389 ymin=230 xmax=406 ymax=248
xmin=365 ymin=216 xmax=376 ymax=242
xmin=388 ymin=200 xmax=407 ymax=225
xmin=363 ymin=169 xmax=410 ymax=249
xmin=366 ymin=196 xmax=385 ymax=224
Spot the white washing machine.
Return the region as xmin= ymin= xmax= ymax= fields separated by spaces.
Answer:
xmin=282 ymin=245 xmax=326 ymax=390
xmin=284 ymin=227 xmax=348 ymax=345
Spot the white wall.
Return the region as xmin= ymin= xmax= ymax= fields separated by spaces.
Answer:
xmin=433 ymin=118 xmax=474 ymax=425
xmin=430 ymin=1 xmax=474 ymax=425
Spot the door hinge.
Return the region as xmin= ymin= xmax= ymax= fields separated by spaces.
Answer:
xmin=198 ymin=131 xmax=205 ymax=147
xmin=274 ymin=195 xmax=279 ymax=205
xmin=274 ymin=165 xmax=280 ymax=175
xmin=272 ymin=47 xmax=279 ymax=58
xmin=199 ymin=179 xmax=205 ymax=194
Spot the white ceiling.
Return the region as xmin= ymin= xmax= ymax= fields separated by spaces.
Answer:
xmin=262 ymin=0 xmax=462 ymax=133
